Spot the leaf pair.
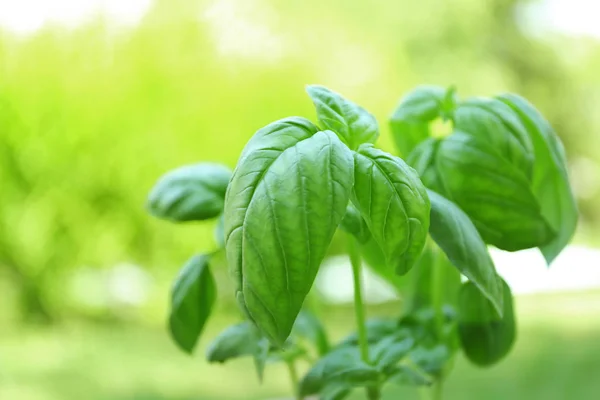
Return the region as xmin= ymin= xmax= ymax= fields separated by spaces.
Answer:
xmin=147 ymin=163 xmax=232 ymax=353
xmin=393 ymin=86 xmax=578 ymax=262
xmin=225 ymin=87 xmax=431 ymax=346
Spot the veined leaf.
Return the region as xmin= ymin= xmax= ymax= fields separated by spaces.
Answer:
xmin=458 ymin=279 xmax=516 ymax=366
xmin=454 ymin=98 xmax=534 ymax=178
xmin=224 ymin=117 xmax=354 ymax=345
xmin=428 ymin=190 xmax=503 ymax=315
xmin=169 ymin=254 xmax=216 ymax=354
xmin=390 ymin=85 xmax=455 ymax=156
xmin=147 ymin=163 xmax=231 ymax=222
xmin=352 ymin=144 xmax=430 ymax=275
xmin=436 ymin=132 xmax=554 ymax=251
xmin=499 ymin=94 xmax=578 ymax=264
xmin=306 ymin=85 xmax=378 ymax=149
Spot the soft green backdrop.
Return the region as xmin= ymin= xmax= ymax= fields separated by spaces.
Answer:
xmin=1 ymin=0 xmax=599 ymax=399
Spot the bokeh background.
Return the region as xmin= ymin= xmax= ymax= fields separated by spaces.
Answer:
xmin=1 ymin=0 xmax=600 ymax=399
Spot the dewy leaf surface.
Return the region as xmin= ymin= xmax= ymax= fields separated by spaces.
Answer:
xmin=147 ymin=163 xmax=231 ymax=222
xmin=498 ymin=94 xmax=578 ymax=264
xmin=427 ymin=190 xmax=503 ymax=315
xmin=169 ymin=254 xmax=216 ymax=354
xmin=352 ymin=144 xmax=430 ymax=275
xmin=306 ymin=85 xmax=379 ymax=149
xmin=224 ymin=117 xmax=354 ymax=345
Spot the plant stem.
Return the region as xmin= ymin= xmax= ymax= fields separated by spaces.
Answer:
xmin=431 ymin=249 xmax=445 ymax=338
xmin=347 ymin=235 xmax=381 ymax=400
xmin=286 ymin=360 xmax=301 ymax=400
xmin=348 ymin=235 xmax=369 ymax=363
xmin=432 ymin=381 xmax=444 ymax=400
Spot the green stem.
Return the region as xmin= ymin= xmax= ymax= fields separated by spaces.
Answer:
xmin=431 ymin=249 xmax=445 ymax=338
xmin=286 ymin=360 xmax=301 ymax=400
xmin=348 ymin=235 xmax=369 ymax=363
xmin=347 ymin=235 xmax=381 ymax=400
xmin=432 ymin=381 xmax=444 ymax=400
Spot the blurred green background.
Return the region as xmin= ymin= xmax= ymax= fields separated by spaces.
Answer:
xmin=1 ymin=0 xmax=599 ymax=399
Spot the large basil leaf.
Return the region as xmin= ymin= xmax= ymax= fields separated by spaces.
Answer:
xmin=169 ymin=254 xmax=216 ymax=354
xmin=147 ymin=163 xmax=231 ymax=222
xmin=499 ymin=94 xmax=578 ymax=264
xmin=458 ymin=278 xmax=516 ymax=366
xmin=299 ymin=346 xmax=381 ymax=397
xmin=436 ymin=132 xmax=554 ymax=251
xmin=352 ymin=144 xmax=430 ymax=275
xmin=427 ymin=190 xmax=503 ymax=315
xmin=454 ymin=98 xmax=534 ymax=178
xmin=224 ymin=117 xmax=354 ymax=345
xmin=306 ymin=85 xmax=378 ymax=149
xmin=390 ymin=86 xmax=455 ymax=156
xmin=206 ymin=321 xmax=261 ymax=363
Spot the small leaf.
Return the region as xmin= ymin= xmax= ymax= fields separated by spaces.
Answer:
xmin=410 ymin=344 xmax=451 ymax=377
xmin=339 ymin=204 xmax=371 ymax=244
xmin=352 ymin=144 xmax=430 ymax=275
xmin=300 ymin=347 xmax=381 ymax=396
xmin=388 ymin=364 xmax=433 ymax=387
xmin=225 ymin=117 xmax=354 ymax=345
xmin=169 ymin=254 xmax=216 ymax=354
xmin=498 ymin=94 xmax=578 ymax=264
xmin=147 ymin=163 xmax=231 ymax=222
xmin=458 ymin=278 xmax=516 ymax=366
xmin=306 ymin=85 xmax=379 ymax=149
xmin=206 ymin=322 xmax=261 ymax=363
xmin=293 ymin=310 xmax=330 ymax=356
xmin=427 ymin=190 xmax=503 ymax=315
xmin=390 ymin=86 xmax=455 ymax=156
xmin=372 ymin=331 xmax=415 ymax=373
xmin=320 ymin=384 xmax=352 ymax=400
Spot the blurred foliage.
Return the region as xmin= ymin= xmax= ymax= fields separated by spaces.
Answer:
xmin=0 ymin=0 xmax=600 ymax=321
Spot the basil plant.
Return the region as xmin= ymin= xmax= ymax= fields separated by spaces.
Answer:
xmin=146 ymin=85 xmax=577 ymax=400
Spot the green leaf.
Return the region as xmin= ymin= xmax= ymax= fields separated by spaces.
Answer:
xmin=388 ymin=364 xmax=433 ymax=387
xmin=454 ymin=98 xmax=534 ymax=178
xmin=320 ymin=384 xmax=352 ymax=400
xmin=293 ymin=310 xmax=330 ymax=356
xmin=427 ymin=190 xmax=503 ymax=315
xmin=409 ymin=344 xmax=451 ymax=377
xmin=306 ymin=85 xmax=379 ymax=149
xmin=224 ymin=117 xmax=354 ymax=345
xmin=299 ymin=347 xmax=381 ymax=396
xmin=214 ymin=214 xmax=225 ymax=248
xmin=406 ymin=245 xmax=461 ymax=313
xmin=206 ymin=321 xmax=261 ymax=363
xmin=371 ymin=331 xmax=415 ymax=373
xmin=147 ymin=163 xmax=231 ymax=222
xmin=352 ymin=144 xmax=430 ymax=275
xmin=339 ymin=203 xmax=371 ymax=244
xmin=169 ymin=254 xmax=216 ymax=354
xmin=390 ymin=85 xmax=454 ymax=156
xmin=436 ymin=132 xmax=555 ymax=251
xmin=498 ymin=94 xmax=578 ymax=264
xmin=458 ymin=278 xmax=516 ymax=367
xmin=406 ymin=138 xmax=447 ymax=196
